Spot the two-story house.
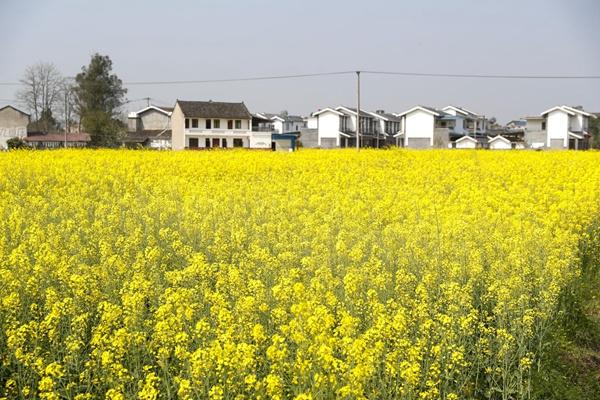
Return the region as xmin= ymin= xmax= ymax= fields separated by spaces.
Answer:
xmin=393 ymin=106 xmax=452 ymax=148
xmin=254 ymin=112 xmax=307 ymax=133
xmin=369 ymin=110 xmax=402 ymax=147
xmin=171 ymin=100 xmax=271 ymax=150
xmin=0 ymin=105 xmax=29 ymax=149
xmin=308 ymin=106 xmax=383 ymax=148
xmin=525 ymin=105 xmax=597 ymax=150
xmin=441 ymin=106 xmax=487 ymax=136
xmin=394 ymin=105 xmax=487 ymax=148
xmin=125 ymin=105 xmax=173 ymax=149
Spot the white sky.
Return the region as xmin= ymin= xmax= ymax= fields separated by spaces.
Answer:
xmin=0 ymin=0 xmax=599 ymax=123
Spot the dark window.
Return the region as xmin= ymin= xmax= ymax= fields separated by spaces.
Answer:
xmin=222 ymin=138 xmax=227 ymax=147
xmin=228 ymin=120 xmax=233 ymax=129
xmin=191 ymin=119 xmax=198 ymax=128
xmin=185 ymin=118 xmax=189 ymax=129
xmin=206 ymin=119 xmax=211 ymax=129
xmin=214 ymin=119 xmax=220 ymax=129
xmin=235 ymin=120 xmax=242 ymax=129
xmin=542 ymin=121 xmax=546 ymax=130
xmin=233 ymin=138 xmax=244 ymax=147
xmin=189 ymin=138 xmax=198 ymax=148
xmin=205 ymin=138 xmax=211 ymax=148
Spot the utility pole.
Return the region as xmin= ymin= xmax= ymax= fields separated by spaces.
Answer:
xmin=146 ymin=97 xmax=151 ymax=107
xmin=356 ymin=71 xmax=360 ymax=150
xmin=64 ymin=90 xmax=68 ymax=148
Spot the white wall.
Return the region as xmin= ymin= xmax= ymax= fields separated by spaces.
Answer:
xmin=249 ymin=132 xmax=271 ymax=148
xmin=569 ymin=114 xmax=583 ymax=132
xmin=317 ymin=112 xmax=341 ymax=146
xmin=489 ymin=139 xmax=512 ymax=150
xmin=456 ymin=139 xmax=476 ymax=149
xmin=547 ymin=110 xmax=569 ymax=147
xmin=307 ymin=116 xmax=317 ymax=129
xmin=405 ymin=110 xmax=435 ymax=146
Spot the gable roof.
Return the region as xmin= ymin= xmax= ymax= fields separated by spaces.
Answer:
xmin=0 ymin=105 xmax=30 ymax=117
xmin=176 ymin=100 xmax=252 ymax=119
xmin=336 ymin=106 xmax=373 ymax=118
xmin=487 ymin=135 xmax=511 ymax=144
xmin=442 ymin=105 xmax=481 ymax=117
xmin=455 ymin=135 xmax=478 ymax=143
xmin=395 ymin=105 xmax=444 ymax=118
xmin=368 ymin=110 xmax=403 ymax=122
xmin=312 ymin=107 xmax=344 ymax=117
xmin=541 ymin=105 xmax=596 ymax=118
xmin=129 ymin=105 xmax=173 ymax=118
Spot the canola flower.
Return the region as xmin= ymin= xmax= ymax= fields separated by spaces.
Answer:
xmin=1 ymin=148 xmax=600 ymax=399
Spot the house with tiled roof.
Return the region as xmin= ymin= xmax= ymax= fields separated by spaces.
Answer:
xmin=171 ymin=100 xmax=271 ymax=150
xmin=125 ymin=105 xmax=173 ymax=149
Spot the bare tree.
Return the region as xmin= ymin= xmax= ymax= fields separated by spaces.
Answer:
xmin=16 ymin=62 xmax=65 ymax=133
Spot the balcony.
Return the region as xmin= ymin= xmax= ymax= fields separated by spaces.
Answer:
xmin=185 ymin=128 xmax=251 ymax=136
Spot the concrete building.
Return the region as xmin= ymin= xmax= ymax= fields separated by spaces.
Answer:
xmin=171 ymin=100 xmax=271 ymax=150
xmin=306 ymin=106 xmax=385 ymax=148
xmin=255 ymin=113 xmax=306 ymax=133
xmin=125 ymin=105 xmax=173 ymax=149
xmin=487 ymin=135 xmax=513 ymax=150
xmin=453 ymin=135 xmax=479 ymax=149
xmin=525 ymin=105 xmax=596 ymax=150
xmin=0 ymin=105 xmax=29 ymax=149
xmin=394 ymin=105 xmax=488 ymax=149
xmin=441 ymin=106 xmax=487 ymax=136
xmin=393 ymin=106 xmax=450 ymax=148
xmin=369 ymin=110 xmax=402 ymax=147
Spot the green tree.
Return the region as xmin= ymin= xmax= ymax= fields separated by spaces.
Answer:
xmin=6 ymin=137 xmax=29 ymax=149
xmin=74 ymin=54 xmax=127 ymax=147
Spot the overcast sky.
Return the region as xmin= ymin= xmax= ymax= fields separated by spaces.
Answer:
xmin=1 ymin=0 xmax=598 ymax=122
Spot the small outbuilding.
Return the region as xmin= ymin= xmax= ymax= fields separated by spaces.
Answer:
xmin=487 ymin=135 xmax=512 ymax=150
xmin=453 ymin=135 xmax=478 ymax=149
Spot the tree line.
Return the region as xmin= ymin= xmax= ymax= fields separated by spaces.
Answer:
xmin=16 ymin=54 xmax=127 ymax=147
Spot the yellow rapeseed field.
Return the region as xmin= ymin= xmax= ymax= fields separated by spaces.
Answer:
xmin=1 ymin=149 xmax=600 ymax=399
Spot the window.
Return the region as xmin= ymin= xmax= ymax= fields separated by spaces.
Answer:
xmin=205 ymin=138 xmax=211 ymax=148
xmin=189 ymin=137 xmax=198 ymax=148
xmin=185 ymin=118 xmax=189 ymax=129
xmin=214 ymin=119 xmax=220 ymax=129
xmin=191 ymin=119 xmax=198 ymax=128
xmin=542 ymin=121 xmax=546 ymax=130
xmin=228 ymin=120 xmax=233 ymax=129
xmin=206 ymin=119 xmax=211 ymax=129
xmin=233 ymin=138 xmax=244 ymax=147
xmin=222 ymin=138 xmax=227 ymax=147
xmin=235 ymin=120 xmax=242 ymax=129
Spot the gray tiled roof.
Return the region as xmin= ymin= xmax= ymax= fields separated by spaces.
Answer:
xmin=177 ymin=100 xmax=252 ymax=119
xmin=123 ymin=130 xmax=172 ymax=143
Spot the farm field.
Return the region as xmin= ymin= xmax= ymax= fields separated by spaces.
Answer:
xmin=1 ymin=149 xmax=600 ymax=399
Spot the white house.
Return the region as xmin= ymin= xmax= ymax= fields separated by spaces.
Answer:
xmin=488 ymin=135 xmax=513 ymax=150
xmin=125 ymin=105 xmax=173 ymax=149
xmin=0 ymin=105 xmax=29 ymax=149
xmin=393 ymin=106 xmax=450 ymax=148
xmin=171 ymin=100 xmax=271 ymax=150
xmin=441 ymin=106 xmax=487 ymax=135
xmin=308 ymin=106 xmax=383 ymax=148
xmin=368 ymin=110 xmax=401 ymax=146
xmin=541 ymin=105 xmax=595 ymax=150
xmin=453 ymin=135 xmax=479 ymax=149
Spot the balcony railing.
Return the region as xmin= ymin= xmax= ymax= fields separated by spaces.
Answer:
xmin=185 ymin=128 xmax=251 ymax=135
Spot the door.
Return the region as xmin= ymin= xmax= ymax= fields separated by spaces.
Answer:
xmin=212 ymin=138 xmax=220 ymax=148
xmin=189 ymin=138 xmax=198 ymax=148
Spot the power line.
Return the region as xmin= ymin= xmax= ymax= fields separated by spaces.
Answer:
xmin=1 ymin=69 xmax=599 ymax=87
xmin=121 ymin=71 xmax=355 ymax=86
xmin=363 ymin=70 xmax=600 ymax=80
